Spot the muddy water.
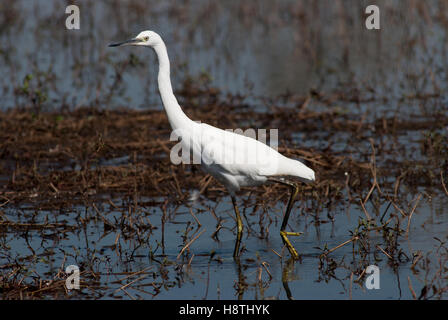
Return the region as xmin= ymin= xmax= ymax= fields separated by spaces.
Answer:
xmin=1 ymin=0 xmax=447 ymax=299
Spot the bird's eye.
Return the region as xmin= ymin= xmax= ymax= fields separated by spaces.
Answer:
xmin=144 ymin=36 xmax=149 ymax=41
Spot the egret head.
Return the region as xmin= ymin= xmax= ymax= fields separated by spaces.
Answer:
xmin=109 ymin=30 xmax=161 ymax=48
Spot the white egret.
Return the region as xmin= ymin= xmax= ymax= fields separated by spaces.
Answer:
xmin=109 ymin=30 xmax=315 ymax=259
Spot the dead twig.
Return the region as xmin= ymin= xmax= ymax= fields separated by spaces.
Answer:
xmin=320 ymin=236 xmax=359 ymax=257
xmin=406 ymin=194 xmax=422 ymax=237
xmin=177 ymin=228 xmax=206 ymax=259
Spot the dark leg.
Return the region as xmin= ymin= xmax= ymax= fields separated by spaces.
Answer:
xmin=232 ymin=196 xmax=243 ymax=258
xmin=269 ymin=178 xmax=302 ymax=260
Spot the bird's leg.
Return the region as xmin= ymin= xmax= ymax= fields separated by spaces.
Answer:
xmin=280 ymin=182 xmax=300 ymax=260
xmin=231 ymin=196 xmax=243 ymax=258
xmin=269 ymin=178 xmax=302 ymax=260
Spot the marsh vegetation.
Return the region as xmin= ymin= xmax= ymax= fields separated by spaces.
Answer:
xmin=0 ymin=0 xmax=447 ymax=299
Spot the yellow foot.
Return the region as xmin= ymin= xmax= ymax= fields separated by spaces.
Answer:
xmin=283 ymin=231 xmax=303 ymax=237
xmin=280 ymin=230 xmax=302 ymax=260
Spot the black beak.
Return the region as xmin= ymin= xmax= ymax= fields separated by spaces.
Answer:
xmin=108 ymin=38 xmax=140 ymax=47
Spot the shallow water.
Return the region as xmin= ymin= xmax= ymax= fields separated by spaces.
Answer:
xmin=2 ymin=186 xmax=447 ymax=299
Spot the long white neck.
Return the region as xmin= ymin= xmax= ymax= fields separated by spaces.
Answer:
xmin=153 ymin=41 xmax=190 ymax=130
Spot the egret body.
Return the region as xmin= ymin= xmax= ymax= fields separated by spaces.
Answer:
xmin=109 ymin=31 xmax=315 ymax=259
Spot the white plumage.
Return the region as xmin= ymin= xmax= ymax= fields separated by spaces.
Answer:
xmin=110 ymin=30 xmax=315 ymax=259
xmin=179 ymin=121 xmax=315 ymax=194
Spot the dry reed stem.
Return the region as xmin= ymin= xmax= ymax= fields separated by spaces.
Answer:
xmin=441 ymin=171 xmax=448 ymax=197
xmin=261 ymin=262 xmax=273 ymax=280
xmin=320 ymin=236 xmax=359 ymax=257
xmin=177 ymin=228 xmax=206 ymax=259
xmin=406 ymin=194 xmax=422 ymax=238
xmin=271 ymin=249 xmax=282 ymax=258
xmin=376 ymin=245 xmax=393 ymax=260
xmin=115 ymin=273 xmax=150 ymax=294
xmin=113 ymin=266 xmax=152 ymax=284
xmin=407 ymin=276 xmax=417 ymax=300
xmin=189 ymin=208 xmax=202 ymax=228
